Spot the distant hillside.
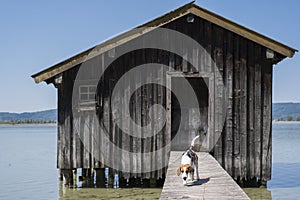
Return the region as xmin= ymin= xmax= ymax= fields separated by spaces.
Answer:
xmin=273 ymin=103 xmax=300 ymax=121
xmin=0 ymin=109 xmax=57 ymax=123
xmin=0 ymin=103 xmax=299 ymax=123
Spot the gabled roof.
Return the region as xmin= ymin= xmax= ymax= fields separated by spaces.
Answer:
xmin=32 ymin=1 xmax=297 ymax=84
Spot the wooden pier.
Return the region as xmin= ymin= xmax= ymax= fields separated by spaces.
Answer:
xmin=160 ymin=151 xmax=250 ymax=200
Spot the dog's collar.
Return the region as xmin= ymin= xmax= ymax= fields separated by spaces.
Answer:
xmin=183 ymin=149 xmax=196 ymax=159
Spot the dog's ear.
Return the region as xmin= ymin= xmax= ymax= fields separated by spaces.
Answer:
xmin=187 ymin=165 xmax=194 ymax=173
xmin=177 ymin=166 xmax=182 ymax=176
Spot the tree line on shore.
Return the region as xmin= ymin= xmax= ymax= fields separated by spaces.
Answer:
xmin=0 ymin=119 xmax=57 ymax=125
xmin=274 ymin=115 xmax=300 ymax=122
xmin=0 ymin=109 xmax=57 ymax=125
xmin=273 ymin=103 xmax=300 ymax=121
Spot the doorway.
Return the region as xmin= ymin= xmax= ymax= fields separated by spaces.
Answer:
xmin=166 ymin=73 xmax=212 ymax=151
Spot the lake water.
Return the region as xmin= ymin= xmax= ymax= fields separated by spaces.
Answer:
xmin=0 ymin=124 xmax=299 ymax=199
xmin=244 ymin=123 xmax=300 ymax=199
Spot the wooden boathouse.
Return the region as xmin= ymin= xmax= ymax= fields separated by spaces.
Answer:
xmin=32 ymin=2 xmax=296 ymax=187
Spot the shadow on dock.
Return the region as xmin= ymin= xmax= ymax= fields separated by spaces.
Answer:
xmin=186 ymin=177 xmax=210 ymax=187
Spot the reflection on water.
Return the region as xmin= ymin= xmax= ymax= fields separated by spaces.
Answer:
xmin=1 ymin=123 xmax=300 ymax=199
xmin=0 ymin=125 xmax=162 ymax=200
xmin=59 ymin=182 xmax=161 ymax=200
xmin=59 ymin=167 xmax=162 ymax=199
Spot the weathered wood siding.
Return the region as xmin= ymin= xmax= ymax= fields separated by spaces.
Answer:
xmin=56 ymin=14 xmax=277 ymax=182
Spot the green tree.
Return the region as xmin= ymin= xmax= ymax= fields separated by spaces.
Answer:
xmin=286 ymin=115 xmax=293 ymax=121
xmin=296 ymin=116 xmax=300 ymax=121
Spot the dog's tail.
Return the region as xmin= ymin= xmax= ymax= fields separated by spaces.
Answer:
xmin=191 ymin=135 xmax=200 ymax=147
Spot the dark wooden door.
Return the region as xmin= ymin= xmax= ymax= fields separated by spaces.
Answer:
xmin=170 ymin=77 xmax=208 ymax=151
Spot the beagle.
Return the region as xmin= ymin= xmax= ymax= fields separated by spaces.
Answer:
xmin=177 ymin=135 xmax=200 ymax=185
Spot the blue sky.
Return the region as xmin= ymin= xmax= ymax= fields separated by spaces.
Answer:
xmin=0 ymin=0 xmax=299 ymax=112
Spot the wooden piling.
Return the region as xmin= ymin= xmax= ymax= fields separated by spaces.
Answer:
xmin=60 ymin=169 xmax=73 ymax=186
xmin=95 ymin=168 xmax=106 ymax=187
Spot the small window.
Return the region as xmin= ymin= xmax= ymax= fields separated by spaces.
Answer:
xmin=79 ymin=85 xmax=97 ymax=102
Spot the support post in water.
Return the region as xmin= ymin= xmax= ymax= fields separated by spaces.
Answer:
xmin=95 ymin=168 xmax=106 ymax=187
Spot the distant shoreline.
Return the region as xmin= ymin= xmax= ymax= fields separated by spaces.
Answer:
xmin=0 ymin=123 xmax=57 ymax=127
xmin=272 ymin=121 xmax=300 ymax=124
xmin=1 ymin=121 xmax=300 ymax=126
xmin=7 ymin=122 xmax=296 ymax=125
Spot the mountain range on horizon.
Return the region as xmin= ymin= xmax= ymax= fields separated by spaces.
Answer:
xmin=0 ymin=103 xmax=300 ymax=122
xmin=273 ymin=102 xmax=300 ymax=120
xmin=0 ymin=109 xmax=57 ymax=122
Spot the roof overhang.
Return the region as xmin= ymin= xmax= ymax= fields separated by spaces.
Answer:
xmin=32 ymin=1 xmax=297 ymax=84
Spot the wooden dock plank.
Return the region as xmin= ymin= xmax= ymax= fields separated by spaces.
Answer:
xmin=160 ymin=151 xmax=249 ymax=200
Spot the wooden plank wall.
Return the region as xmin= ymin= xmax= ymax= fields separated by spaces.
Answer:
xmin=168 ymin=15 xmax=273 ymax=182
xmin=198 ymin=20 xmax=273 ymax=183
xmin=56 ymin=14 xmax=273 ymax=183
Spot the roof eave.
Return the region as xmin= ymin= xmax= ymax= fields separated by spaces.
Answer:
xmin=188 ymin=6 xmax=297 ymax=58
xmin=31 ymin=3 xmax=196 ymax=84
